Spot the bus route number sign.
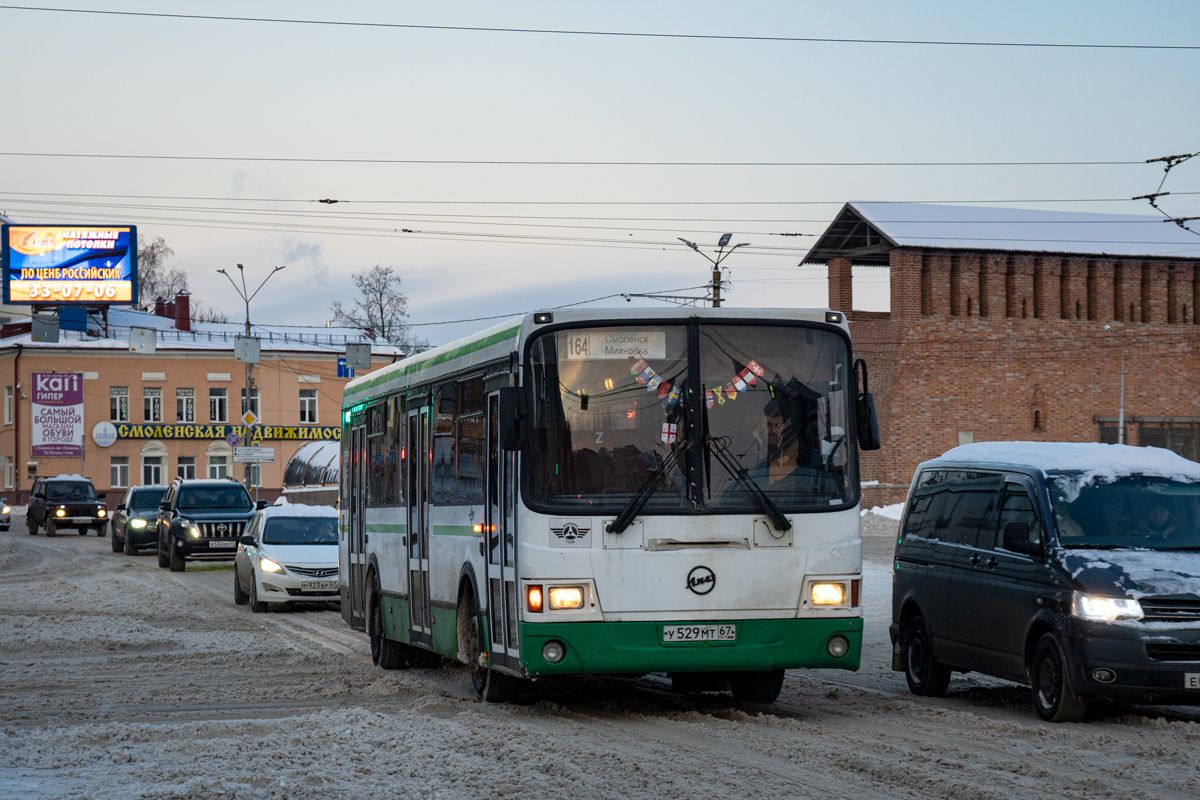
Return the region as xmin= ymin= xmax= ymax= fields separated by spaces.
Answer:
xmin=561 ymin=330 xmax=666 ymax=360
xmin=661 ymin=623 xmax=737 ymax=643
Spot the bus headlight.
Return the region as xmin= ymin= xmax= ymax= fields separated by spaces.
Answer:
xmin=810 ymin=582 xmax=847 ymax=606
xmin=526 ymin=585 xmax=543 ymax=613
xmin=548 ymin=586 xmax=585 ymax=610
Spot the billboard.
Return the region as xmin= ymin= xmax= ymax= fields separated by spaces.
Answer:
xmin=31 ymin=372 xmax=84 ymax=458
xmin=2 ymin=225 xmax=137 ymax=305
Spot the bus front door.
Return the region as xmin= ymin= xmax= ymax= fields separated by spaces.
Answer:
xmin=407 ymin=407 xmax=433 ymax=647
xmin=348 ymin=422 xmax=368 ymax=629
xmin=486 ymin=392 xmax=519 ymax=669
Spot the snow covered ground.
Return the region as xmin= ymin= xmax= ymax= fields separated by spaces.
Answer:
xmin=1 ymin=515 xmax=1198 ymax=799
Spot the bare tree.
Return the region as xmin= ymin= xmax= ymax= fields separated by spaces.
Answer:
xmin=331 ymin=265 xmax=428 ymax=352
xmin=191 ymin=300 xmax=229 ymax=324
xmin=136 ymin=236 xmax=188 ymax=310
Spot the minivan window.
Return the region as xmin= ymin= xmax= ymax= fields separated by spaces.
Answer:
xmin=995 ymin=483 xmax=1040 ymax=550
xmin=1050 ymin=475 xmax=1200 ymax=551
xmin=906 ymin=470 xmax=1000 ymax=547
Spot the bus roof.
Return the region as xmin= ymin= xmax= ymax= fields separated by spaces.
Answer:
xmin=341 ymin=306 xmax=842 ymax=409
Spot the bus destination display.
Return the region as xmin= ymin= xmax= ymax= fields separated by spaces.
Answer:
xmin=2 ymin=225 xmax=138 ymax=305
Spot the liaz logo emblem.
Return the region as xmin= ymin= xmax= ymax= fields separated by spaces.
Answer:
xmin=550 ymin=517 xmax=590 ymax=548
xmin=687 ymin=566 xmax=716 ymax=595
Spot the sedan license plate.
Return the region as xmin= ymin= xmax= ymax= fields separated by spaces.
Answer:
xmin=662 ymin=623 xmax=737 ymax=643
xmin=207 ymin=540 xmax=237 ymax=548
xmin=1186 ymin=673 xmax=1200 ymax=690
xmin=300 ymin=581 xmax=338 ymax=592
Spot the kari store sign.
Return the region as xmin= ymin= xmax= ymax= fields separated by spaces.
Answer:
xmin=2 ymin=225 xmax=137 ymax=305
xmin=31 ymin=373 xmax=84 ymax=458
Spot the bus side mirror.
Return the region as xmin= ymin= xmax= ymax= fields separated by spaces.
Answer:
xmin=854 ymin=357 xmax=882 ymax=451
xmin=498 ymin=387 xmax=529 ymax=451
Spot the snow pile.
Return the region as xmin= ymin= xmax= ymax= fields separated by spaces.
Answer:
xmin=933 ymin=442 xmax=1200 ymax=501
xmin=861 ymin=502 xmax=905 ymax=520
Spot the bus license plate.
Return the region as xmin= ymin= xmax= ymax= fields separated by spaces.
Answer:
xmin=1186 ymin=673 xmax=1200 ymax=690
xmin=662 ymin=624 xmax=736 ymax=643
xmin=207 ymin=540 xmax=236 ymax=548
xmin=301 ymin=581 xmax=338 ymax=592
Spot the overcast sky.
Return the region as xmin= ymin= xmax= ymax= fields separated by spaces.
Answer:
xmin=3 ymin=1 xmax=1199 ymax=345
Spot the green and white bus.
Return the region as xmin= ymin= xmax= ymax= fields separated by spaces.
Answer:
xmin=339 ymin=307 xmax=880 ymax=702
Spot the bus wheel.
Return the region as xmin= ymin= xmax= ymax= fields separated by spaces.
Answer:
xmin=462 ymin=589 xmax=516 ymax=703
xmin=370 ymin=581 xmax=412 ymax=670
xmin=728 ymin=669 xmax=785 ymax=703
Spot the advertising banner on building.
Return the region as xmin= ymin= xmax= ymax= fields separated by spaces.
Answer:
xmin=2 ymin=225 xmax=138 ymax=305
xmin=31 ymin=372 xmax=84 ymax=458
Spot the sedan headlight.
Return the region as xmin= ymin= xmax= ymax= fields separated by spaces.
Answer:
xmin=1072 ymin=592 xmax=1143 ymax=622
xmin=810 ymin=582 xmax=848 ymax=606
xmin=2 ymin=506 xmax=9 ymax=514
xmin=548 ymin=586 xmax=585 ymax=610
xmin=129 ymin=519 xmax=148 ymax=529
xmin=259 ymin=557 xmax=283 ymax=573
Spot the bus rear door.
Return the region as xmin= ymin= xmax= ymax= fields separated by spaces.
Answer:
xmin=407 ymin=405 xmax=433 ymax=647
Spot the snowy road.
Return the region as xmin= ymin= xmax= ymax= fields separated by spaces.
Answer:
xmin=2 ymin=516 xmax=1199 ymax=799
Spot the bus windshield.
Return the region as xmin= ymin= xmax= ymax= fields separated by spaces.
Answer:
xmin=528 ymin=322 xmax=855 ymax=513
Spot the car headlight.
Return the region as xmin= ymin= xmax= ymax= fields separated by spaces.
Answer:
xmin=179 ymin=520 xmax=201 ymax=539
xmin=810 ymin=582 xmax=847 ymax=606
xmin=55 ymin=508 xmax=66 ymax=517
xmin=98 ymin=508 xmax=106 ymax=517
xmin=1072 ymin=592 xmax=1143 ymax=621
xmin=548 ymin=586 xmax=585 ymax=610
xmin=259 ymin=557 xmax=283 ymax=573
xmin=2 ymin=506 xmax=9 ymax=514
xmin=129 ymin=519 xmax=147 ymax=529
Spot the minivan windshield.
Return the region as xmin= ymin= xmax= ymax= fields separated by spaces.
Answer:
xmin=130 ymin=488 xmax=166 ymax=511
xmin=263 ymin=517 xmax=338 ymax=545
xmin=1049 ymin=474 xmax=1200 ymax=550
xmin=46 ymin=481 xmax=96 ymax=502
xmin=177 ymin=486 xmax=254 ymax=512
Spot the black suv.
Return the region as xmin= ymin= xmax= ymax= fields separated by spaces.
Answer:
xmin=27 ymin=475 xmax=108 ymax=537
xmin=156 ymin=479 xmax=266 ymax=572
xmin=891 ymin=442 xmax=1200 ymax=723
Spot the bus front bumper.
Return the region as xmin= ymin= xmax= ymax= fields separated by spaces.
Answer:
xmin=519 ymin=617 xmax=862 ymax=677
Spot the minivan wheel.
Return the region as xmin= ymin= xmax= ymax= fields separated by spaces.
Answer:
xmin=1031 ymin=633 xmax=1089 ymax=723
xmin=903 ymin=616 xmax=951 ymax=697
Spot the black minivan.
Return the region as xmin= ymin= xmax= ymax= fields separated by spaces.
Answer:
xmin=891 ymin=442 xmax=1200 ymax=722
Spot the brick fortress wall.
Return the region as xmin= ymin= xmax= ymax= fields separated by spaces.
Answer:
xmin=828 ymin=251 xmax=1200 ymax=507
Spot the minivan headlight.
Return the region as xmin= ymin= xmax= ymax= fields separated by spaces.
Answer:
xmin=1072 ymin=592 xmax=1143 ymax=622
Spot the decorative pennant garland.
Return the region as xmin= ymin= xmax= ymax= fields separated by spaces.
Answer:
xmin=666 ymin=384 xmax=681 ymax=410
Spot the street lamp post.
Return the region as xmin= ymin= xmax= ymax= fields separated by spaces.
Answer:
xmin=677 ymin=234 xmax=751 ymax=308
xmin=1104 ymin=325 xmax=1126 ymax=444
xmin=217 ymin=264 xmax=286 ymax=489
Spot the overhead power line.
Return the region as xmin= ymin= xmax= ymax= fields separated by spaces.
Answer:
xmin=0 ymin=151 xmax=1147 ymax=166
xmin=1 ymin=6 xmax=1197 ymax=51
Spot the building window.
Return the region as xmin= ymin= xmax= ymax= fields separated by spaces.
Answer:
xmin=1139 ymin=426 xmax=1168 ymax=450
xmin=1098 ymin=425 xmax=1119 ymax=444
xmin=111 ymin=457 xmax=130 ymax=488
xmin=299 ymin=389 xmax=318 ymax=423
xmin=176 ymin=388 xmax=195 ymax=422
xmin=111 ymin=387 xmax=129 ymax=422
xmin=248 ymin=462 xmax=262 ymax=487
xmin=241 ymin=388 xmax=260 ymax=417
xmin=3 ymin=386 xmax=11 ymax=425
xmin=208 ymin=455 xmax=228 ymax=479
xmin=3 ymin=456 xmax=12 ymax=489
xmin=144 ymin=388 xmax=163 ymax=423
xmin=209 ymin=388 xmax=228 ymax=423
xmin=142 ymin=456 xmax=163 ymax=485
xmin=177 ymin=456 xmax=196 ymax=480
xmin=1168 ymin=426 xmax=1198 ymax=462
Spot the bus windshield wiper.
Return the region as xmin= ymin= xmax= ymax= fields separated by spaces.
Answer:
xmin=606 ymin=441 xmax=692 ymax=535
xmin=706 ymin=435 xmax=791 ymax=532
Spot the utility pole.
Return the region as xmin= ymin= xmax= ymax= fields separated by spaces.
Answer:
xmin=677 ymin=234 xmax=751 ymax=308
xmin=218 ymin=263 xmax=286 ymax=490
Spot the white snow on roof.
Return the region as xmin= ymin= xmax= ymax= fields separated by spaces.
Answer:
xmin=932 ymin=442 xmax=1200 ymax=499
xmin=259 ymin=503 xmax=337 ymax=520
xmin=851 ymin=202 xmax=1200 ymax=259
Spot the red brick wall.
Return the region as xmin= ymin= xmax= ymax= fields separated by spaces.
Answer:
xmin=844 ymin=248 xmax=1200 ymax=496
